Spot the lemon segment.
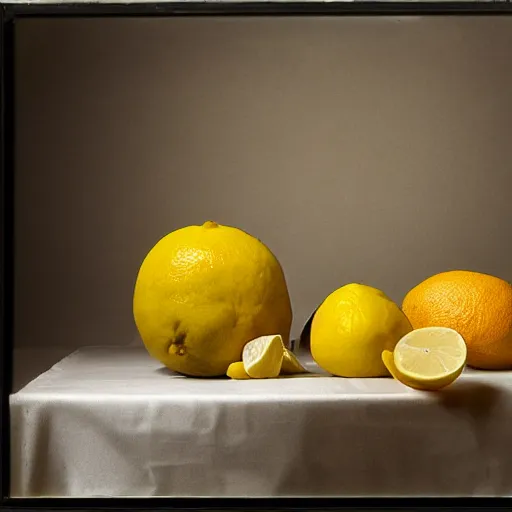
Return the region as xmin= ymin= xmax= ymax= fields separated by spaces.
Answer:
xmin=281 ymin=349 xmax=307 ymax=374
xmin=227 ymin=362 xmax=251 ymax=380
xmin=243 ymin=335 xmax=284 ymax=379
xmin=383 ymin=327 xmax=467 ymax=390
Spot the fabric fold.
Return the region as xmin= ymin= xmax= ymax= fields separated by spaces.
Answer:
xmin=10 ymin=346 xmax=512 ymax=497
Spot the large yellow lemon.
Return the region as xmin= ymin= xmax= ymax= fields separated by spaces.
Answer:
xmin=311 ymin=283 xmax=412 ymax=377
xmin=133 ymin=221 xmax=292 ymax=377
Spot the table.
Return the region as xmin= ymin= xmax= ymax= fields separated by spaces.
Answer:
xmin=10 ymin=346 xmax=512 ymax=497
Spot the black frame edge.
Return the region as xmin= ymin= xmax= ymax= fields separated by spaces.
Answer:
xmin=2 ymin=497 xmax=512 ymax=510
xmin=0 ymin=1 xmax=14 ymax=505
xmin=3 ymin=1 xmax=512 ymax=18
xmin=1 ymin=1 xmax=512 ymax=509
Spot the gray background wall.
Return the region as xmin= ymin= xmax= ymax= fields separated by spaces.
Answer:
xmin=13 ymin=17 xmax=512 ymax=383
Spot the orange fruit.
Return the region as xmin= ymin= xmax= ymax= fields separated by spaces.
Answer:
xmin=402 ymin=270 xmax=512 ymax=370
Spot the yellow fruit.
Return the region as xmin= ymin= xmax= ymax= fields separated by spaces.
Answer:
xmin=133 ymin=221 xmax=292 ymax=377
xmin=311 ymin=283 xmax=412 ymax=377
xmin=227 ymin=362 xmax=251 ymax=380
xmin=402 ymin=270 xmax=512 ymax=370
xmin=382 ymin=327 xmax=467 ymax=391
xmin=381 ymin=350 xmax=403 ymax=383
xmin=242 ymin=335 xmax=284 ymax=379
xmin=281 ymin=349 xmax=307 ymax=374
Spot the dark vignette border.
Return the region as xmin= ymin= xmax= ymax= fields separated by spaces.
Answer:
xmin=3 ymin=1 xmax=512 ymax=18
xmin=0 ymin=1 xmax=14 ymax=507
xmin=1 ymin=1 xmax=512 ymax=510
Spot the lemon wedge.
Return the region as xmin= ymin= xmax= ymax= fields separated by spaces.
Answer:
xmin=281 ymin=349 xmax=307 ymax=374
xmin=243 ymin=334 xmax=284 ymax=378
xmin=229 ymin=347 xmax=306 ymax=379
xmin=227 ymin=361 xmax=251 ymax=380
xmin=382 ymin=327 xmax=467 ymax=390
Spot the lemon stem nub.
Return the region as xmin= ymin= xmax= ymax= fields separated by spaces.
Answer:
xmin=168 ymin=333 xmax=187 ymax=356
xmin=203 ymin=221 xmax=219 ymax=229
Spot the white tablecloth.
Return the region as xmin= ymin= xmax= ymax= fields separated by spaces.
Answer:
xmin=10 ymin=346 xmax=512 ymax=497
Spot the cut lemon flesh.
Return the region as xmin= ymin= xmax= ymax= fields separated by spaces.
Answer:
xmin=227 ymin=361 xmax=251 ymax=380
xmin=242 ymin=334 xmax=284 ymax=378
xmin=281 ymin=348 xmax=307 ymax=374
xmin=383 ymin=327 xmax=467 ymax=390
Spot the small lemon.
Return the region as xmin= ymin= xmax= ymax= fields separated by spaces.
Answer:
xmin=382 ymin=327 xmax=467 ymax=390
xmin=242 ymin=335 xmax=284 ymax=378
xmin=133 ymin=221 xmax=292 ymax=377
xmin=311 ymin=283 xmax=412 ymax=377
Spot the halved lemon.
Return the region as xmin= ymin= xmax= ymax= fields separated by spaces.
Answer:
xmin=281 ymin=349 xmax=307 ymax=374
xmin=242 ymin=334 xmax=284 ymax=378
xmin=382 ymin=327 xmax=467 ymax=390
xmin=227 ymin=361 xmax=251 ymax=380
